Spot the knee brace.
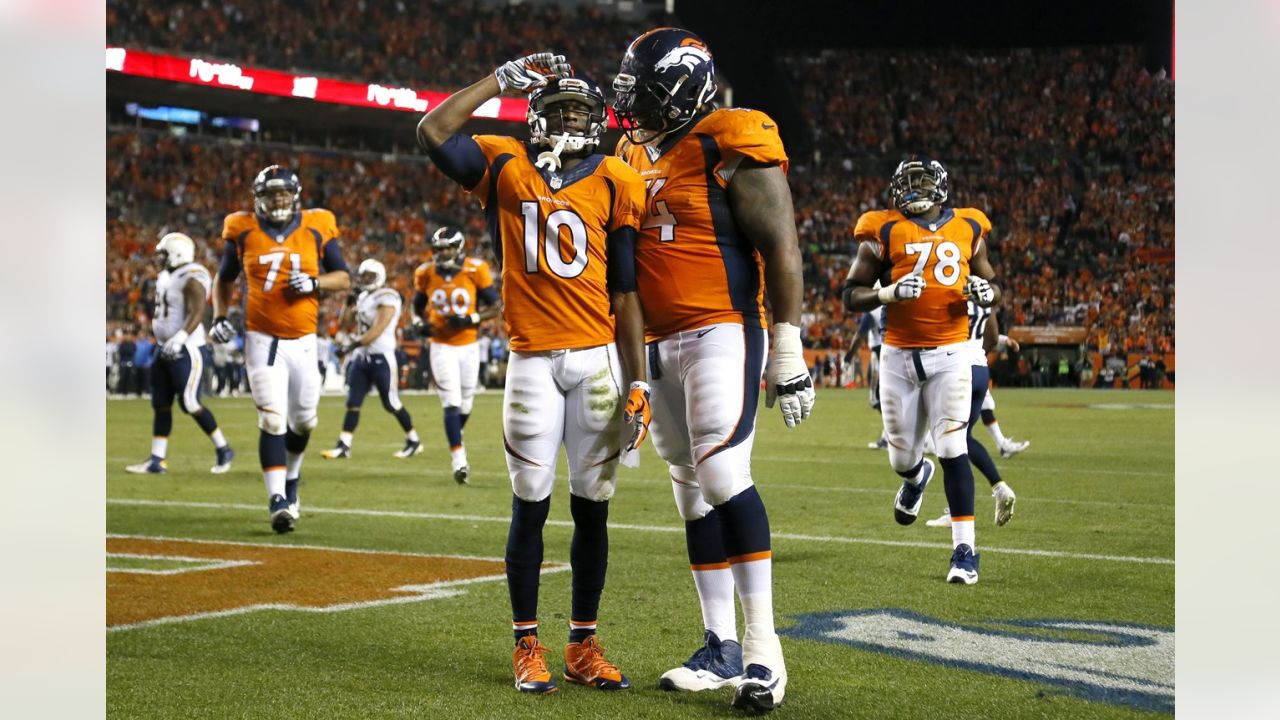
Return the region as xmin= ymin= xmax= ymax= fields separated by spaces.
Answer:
xmin=292 ymin=413 xmax=318 ymax=434
xmin=887 ymin=443 xmax=922 ymax=474
xmin=460 ymin=396 xmax=475 ymax=416
xmin=933 ymin=420 xmax=970 ymax=460
xmin=671 ymin=468 xmax=713 ymax=522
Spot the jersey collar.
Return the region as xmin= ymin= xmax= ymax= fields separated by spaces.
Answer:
xmin=523 ymin=144 xmax=605 ymax=193
xmin=256 ymin=212 xmax=301 ymax=243
xmin=904 ymin=207 xmax=955 ymax=232
xmin=634 ymin=110 xmax=710 ymax=164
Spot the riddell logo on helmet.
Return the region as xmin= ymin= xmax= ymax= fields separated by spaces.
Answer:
xmin=655 ymin=46 xmax=711 ymax=74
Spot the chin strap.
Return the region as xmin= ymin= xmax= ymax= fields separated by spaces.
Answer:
xmin=534 ymin=134 xmax=570 ymax=171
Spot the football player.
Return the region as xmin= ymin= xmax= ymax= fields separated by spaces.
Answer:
xmin=320 ymin=259 xmax=423 ymax=461
xmin=412 ymin=226 xmax=500 ymax=483
xmin=418 ymin=55 xmax=650 ymax=695
xmin=613 ymin=27 xmax=813 ymax=712
xmin=845 ymin=304 xmax=888 ymax=449
xmin=843 ymin=156 xmax=1000 ymax=584
xmin=209 ymin=165 xmax=350 ymax=534
xmin=126 ymin=232 xmax=235 ymax=475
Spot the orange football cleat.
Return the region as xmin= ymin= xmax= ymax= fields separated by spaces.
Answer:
xmin=513 ymin=635 xmax=557 ymax=694
xmin=564 ymin=635 xmax=631 ymax=690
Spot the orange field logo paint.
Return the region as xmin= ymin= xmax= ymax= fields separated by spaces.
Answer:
xmin=107 ymin=535 xmax=566 ymax=632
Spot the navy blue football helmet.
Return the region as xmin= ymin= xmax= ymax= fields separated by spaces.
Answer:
xmin=527 ymin=75 xmax=608 ymax=154
xmin=252 ymin=165 xmax=301 ymax=225
xmin=612 ymin=27 xmax=717 ymax=142
xmin=890 ymin=156 xmax=949 ymax=215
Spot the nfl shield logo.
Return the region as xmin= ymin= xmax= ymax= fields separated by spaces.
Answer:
xmin=645 ymin=145 xmax=661 ymax=163
xmin=549 ymin=176 xmax=563 ymax=190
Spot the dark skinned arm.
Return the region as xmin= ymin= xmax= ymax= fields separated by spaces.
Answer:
xmin=611 ymin=291 xmax=646 ymax=387
xmin=726 ymin=161 xmax=802 ymax=325
xmin=417 ymin=76 xmax=501 ymax=152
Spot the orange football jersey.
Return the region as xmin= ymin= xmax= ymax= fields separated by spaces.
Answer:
xmin=412 ymin=256 xmax=495 ymax=346
xmin=852 ymin=207 xmax=991 ymax=347
xmin=222 ymin=208 xmax=341 ymax=339
xmin=468 ymin=135 xmax=646 ymax=352
xmin=616 ymin=108 xmax=785 ymax=341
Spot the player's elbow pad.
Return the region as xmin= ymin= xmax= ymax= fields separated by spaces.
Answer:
xmin=841 ymin=282 xmax=858 ymax=310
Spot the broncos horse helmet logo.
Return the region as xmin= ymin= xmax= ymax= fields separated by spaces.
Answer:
xmin=655 ymin=45 xmax=712 ymax=75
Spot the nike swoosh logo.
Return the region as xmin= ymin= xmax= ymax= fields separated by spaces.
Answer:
xmin=946 ymin=351 xmax=957 ymax=355
xmin=762 ymin=123 xmax=775 ymax=129
xmin=696 ymin=328 xmax=715 ymax=338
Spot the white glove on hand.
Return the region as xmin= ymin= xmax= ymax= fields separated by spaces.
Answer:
xmin=288 ymin=270 xmax=318 ymax=295
xmin=877 ymin=273 xmax=926 ymax=304
xmin=209 ymin=317 xmax=235 ymax=344
xmin=965 ymin=275 xmax=995 ymax=306
xmin=765 ymin=322 xmax=816 ymax=428
xmin=494 ymin=52 xmax=570 ymax=93
xmin=160 ymin=329 xmax=188 ymax=360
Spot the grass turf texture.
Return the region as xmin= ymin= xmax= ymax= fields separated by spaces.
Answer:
xmin=107 ymin=387 xmax=1173 ymax=719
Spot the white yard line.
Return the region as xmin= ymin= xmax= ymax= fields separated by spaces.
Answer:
xmin=108 ymin=498 xmax=1174 ymax=566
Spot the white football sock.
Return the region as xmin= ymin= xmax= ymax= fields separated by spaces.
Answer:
xmin=286 ymin=451 xmax=304 ymax=480
xmin=263 ymin=467 xmax=286 ymax=498
xmin=209 ymin=428 xmax=228 ymax=449
xmin=151 ymin=436 xmax=168 ymax=459
xmin=406 ymin=429 xmax=420 ymax=443
xmin=692 ymin=566 xmax=738 ymax=644
xmin=952 ymin=518 xmax=976 ymax=550
xmin=339 ymin=431 xmax=354 ymax=447
xmin=985 ymin=420 xmax=1009 ymax=446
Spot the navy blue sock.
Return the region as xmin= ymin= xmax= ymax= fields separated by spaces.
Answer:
xmin=259 ymin=431 xmax=286 ymax=469
xmin=460 ymin=412 xmax=471 ymax=429
xmin=967 ymin=428 xmax=1002 ymax=487
xmin=443 ymin=406 xmax=464 ymax=448
xmin=342 ymin=409 xmax=360 ymax=434
xmin=191 ymin=407 xmax=218 ymax=435
xmin=939 ymin=455 xmax=976 ymax=518
xmin=715 ymin=485 xmax=771 ymax=560
xmin=686 ymin=508 xmax=729 ymax=566
xmin=980 ymin=409 xmax=996 ymax=425
xmin=153 ymin=409 xmax=173 ymax=438
xmin=284 ymin=427 xmax=309 ymax=454
xmin=569 ymin=494 xmax=609 ymax=642
xmin=393 ymin=407 xmax=414 ymax=433
xmin=507 ymin=494 xmax=550 ymax=641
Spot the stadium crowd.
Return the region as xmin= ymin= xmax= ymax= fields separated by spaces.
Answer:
xmin=106 ymin=7 xmax=1173 ymax=390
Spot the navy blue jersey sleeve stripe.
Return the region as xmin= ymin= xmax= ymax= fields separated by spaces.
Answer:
xmin=605 ymin=226 xmax=638 ymax=294
xmin=412 ymin=291 xmax=428 ymax=317
xmin=964 ymin=217 xmax=982 ymax=243
xmin=698 ymin=134 xmax=761 ymax=322
xmin=878 ymin=220 xmax=897 ymax=262
xmin=427 ymin=134 xmax=488 ymax=190
xmin=218 ymin=238 xmax=243 ymax=281
xmin=483 ymin=153 xmax=515 ymax=269
xmin=603 ymin=176 xmax=617 ymax=230
xmin=477 ymin=286 xmax=500 ymax=306
xmin=320 ymin=238 xmax=348 ymax=273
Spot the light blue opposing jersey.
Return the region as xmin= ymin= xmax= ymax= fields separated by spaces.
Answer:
xmin=354 ymin=287 xmax=402 ymax=356
xmin=153 ymin=263 xmax=212 ymax=345
xmin=966 ymin=300 xmax=992 ymax=366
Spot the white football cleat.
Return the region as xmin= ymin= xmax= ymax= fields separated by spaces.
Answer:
xmin=992 ymin=481 xmax=1016 ymax=526
xmin=1000 ymin=438 xmax=1030 ymax=458
xmin=925 ymin=506 xmax=952 ymax=528
xmin=393 ymin=439 xmax=423 ymax=459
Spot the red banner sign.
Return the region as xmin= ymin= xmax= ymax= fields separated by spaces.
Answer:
xmin=107 ymin=47 xmax=612 ymax=125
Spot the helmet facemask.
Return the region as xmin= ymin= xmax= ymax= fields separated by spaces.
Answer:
xmin=431 ymin=227 xmax=466 ymax=273
xmin=527 ymin=78 xmax=607 ymax=171
xmin=890 ymin=159 xmax=950 ymax=215
xmin=356 ymin=259 xmax=386 ymax=292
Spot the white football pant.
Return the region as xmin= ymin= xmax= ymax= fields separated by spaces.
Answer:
xmin=244 ymin=330 xmax=321 ymax=435
xmin=504 ymin=343 xmax=624 ymax=503
xmin=429 ymin=340 xmax=479 ymax=413
xmin=647 ymin=323 xmax=768 ymax=520
xmin=879 ymin=342 xmax=972 ymax=470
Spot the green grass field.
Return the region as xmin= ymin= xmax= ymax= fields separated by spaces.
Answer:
xmin=106 ymin=387 xmax=1173 ymax=719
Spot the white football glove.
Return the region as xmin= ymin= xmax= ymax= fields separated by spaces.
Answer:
xmin=965 ymin=275 xmax=995 ymax=306
xmin=160 ymin=329 xmax=188 ymax=360
xmin=288 ymin=270 xmax=319 ymax=295
xmin=494 ymin=52 xmax=570 ymax=93
xmin=209 ymin=317 xmax=235 ymax=344
xmin=877 ymin=273 xmax=926 ymax=304
xmin=765 ymin=322 xmax=816 ymax=428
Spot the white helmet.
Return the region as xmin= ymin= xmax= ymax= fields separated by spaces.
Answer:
xmin=156 ymin=232 xmax=195 ymax=269
xmin=357 ymin=258 xmax=386 ymax=291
